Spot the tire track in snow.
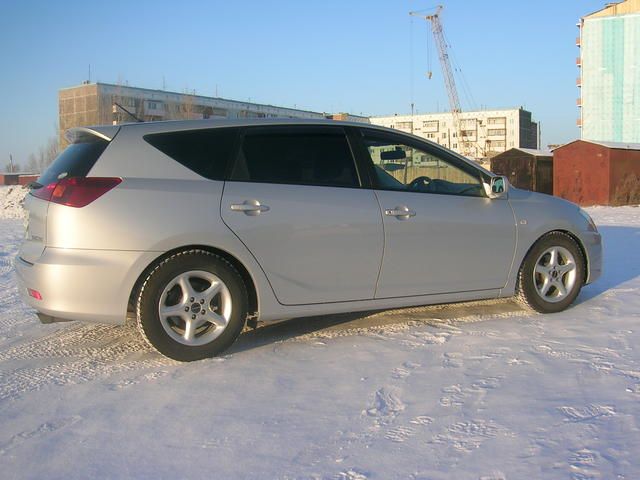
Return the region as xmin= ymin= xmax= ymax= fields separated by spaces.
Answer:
xmin=0 ymin=324 xmax=177 ymax=402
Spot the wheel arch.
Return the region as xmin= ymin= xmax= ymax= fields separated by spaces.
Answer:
xmin=127 ymin=245 xmax=259 ymax=319
xmin=519 ymin=229 xmax=589 ymax=283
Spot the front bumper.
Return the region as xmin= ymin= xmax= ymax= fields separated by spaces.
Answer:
xmin=581 ymin=230 xmax=603 ymax=285
xmin=15 ymin=247 xmax=160 ymax=325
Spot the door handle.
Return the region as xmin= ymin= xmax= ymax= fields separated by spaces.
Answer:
xmin=230 ymin=200 xmax=270 ymax=216
xmin=384 ymin=205 xmax=416 ymax=220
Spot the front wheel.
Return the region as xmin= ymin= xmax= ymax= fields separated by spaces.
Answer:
xmin=516 ymin=232 xmax=585 ymax=313
xmin=136 ymin=250 xmax=248 ymax=361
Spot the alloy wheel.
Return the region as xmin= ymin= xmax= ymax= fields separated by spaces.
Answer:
xmin=158 ymin=270 xmax=232 ymax=346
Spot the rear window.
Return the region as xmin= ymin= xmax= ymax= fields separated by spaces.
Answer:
xmin=38 ymin=139 xmax=108 ymax=186
xmin=144 ymin=128 xmax=239 ymax=180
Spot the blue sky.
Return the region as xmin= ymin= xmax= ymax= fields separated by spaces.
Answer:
xmin=0 ymin=0 xmax=606 ymax=166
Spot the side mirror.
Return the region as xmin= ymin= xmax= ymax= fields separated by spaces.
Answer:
xmin=484 ymin=175 xmax=509 ymax=199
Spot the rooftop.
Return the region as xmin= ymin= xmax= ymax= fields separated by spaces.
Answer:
xmin=584 ymin=0 xmax=640 ymax=19
xmin=61 ymin=82 xmax=327 ymax=117
xmin=560 ymin=139 xmax=640 ymax=151
xmin=513 ymin=147 xmax=553 ymax=156
xmin=371 ymin=107 xmax=532 ymax=119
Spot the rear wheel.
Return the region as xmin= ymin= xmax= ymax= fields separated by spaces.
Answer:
xmin=516 ymin=232 xmax=585 ymax=313
xmin=136 ymin=250 xmax=248 ymax=361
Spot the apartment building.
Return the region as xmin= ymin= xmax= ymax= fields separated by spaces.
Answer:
xmin=577 ymin=0 xmax=640 ymax=142
xmin=370 ymin=108 xmax=538 ymax=160
xmin=59 ymin=82 xmax=367 ymax=148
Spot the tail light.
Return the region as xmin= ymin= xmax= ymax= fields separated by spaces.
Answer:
xmin=31 ymin=177 xmax=122 ymax=208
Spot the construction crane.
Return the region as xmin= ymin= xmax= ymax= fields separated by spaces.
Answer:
xmin=410 ymin=6 xmax=461 ymax=115
xmin=410 ymin=6 xmax=482 ymax=159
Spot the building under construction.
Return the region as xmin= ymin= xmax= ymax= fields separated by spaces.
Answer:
xmin=59 ymin=82 xmax=368 ymax=149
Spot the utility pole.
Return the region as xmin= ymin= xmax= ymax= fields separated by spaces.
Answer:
xmin=9 ymin=154 xmax=14 ymax=173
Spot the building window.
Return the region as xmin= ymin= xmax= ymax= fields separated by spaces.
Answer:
xmin=442 ymin=132 xmax=447 ymax=139
xmin=488 ymin=129 xmax=506 ymax=136
xmin=487 ymin=117 xmax=506 ymax=125
xmin=422 ymin=120 xmax=439 ymax=131
xmin=396 ymin=121 xmax=412 ymax=129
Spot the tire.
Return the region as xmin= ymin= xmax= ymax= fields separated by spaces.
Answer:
xmin=515 ymin=232 xmax=585 ymax=313
xmin=136 ymin=250 xmax=248 ymax=361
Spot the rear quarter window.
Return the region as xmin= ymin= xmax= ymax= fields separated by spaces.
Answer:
xmin=38 ymin=139 xmax=108 ymax=186
xmin=144 ymin=128 xmax=239 ymax=180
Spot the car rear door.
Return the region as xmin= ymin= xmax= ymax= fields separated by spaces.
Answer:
xmin=351 ymin=128 xmax=516 ymax=298
xmin=221 ymin=125 xmax=384 ymax=306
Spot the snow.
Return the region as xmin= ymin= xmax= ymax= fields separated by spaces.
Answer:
xmin=1 ymin=197 xmax=639 ymax=479
xmin=0 ymin=186 xmax=28 ymax=220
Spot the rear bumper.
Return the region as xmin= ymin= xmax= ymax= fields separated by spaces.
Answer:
xmin=581 ymin=230 xmax=603 ymax=285
xmin=15 ymin=247 xmax=160 ymax=325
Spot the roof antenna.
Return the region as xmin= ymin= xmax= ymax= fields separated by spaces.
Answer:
xmin=113 ymin=102 xmax=144 ymax=122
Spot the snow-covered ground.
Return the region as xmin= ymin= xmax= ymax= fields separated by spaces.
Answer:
xmin=1 ymin=186 xmax=639 ymax=479
xmin=0 ymin=185 xmax=28 ymax=220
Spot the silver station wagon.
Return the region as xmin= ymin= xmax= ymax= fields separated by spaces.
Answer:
xmin=16 ymin=119 xmax=602 ymax=361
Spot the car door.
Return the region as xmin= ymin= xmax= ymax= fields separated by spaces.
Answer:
xmin=221 ymin=125 xmax=384 ymax=306
xmin=352 ymin=128 xmax=516 ymax=298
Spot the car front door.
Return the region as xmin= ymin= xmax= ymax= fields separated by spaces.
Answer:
xmin=352 ymin=128 xmax=516 ymax=298
xmin=221 ymin=125 xmax=384 ymax=305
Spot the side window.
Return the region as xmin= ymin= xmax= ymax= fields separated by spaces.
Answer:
xmin=144 ymin=127 xmax=239 ymax=180
xmin=231 ymin=128 xmax=359 ymax=188
xmin=362 ymin=133 xmax=485 ymax=197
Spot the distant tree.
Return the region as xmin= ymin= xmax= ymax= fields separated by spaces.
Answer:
xmin=26 ymin=153 xmax=38 ymax=172
xmin=4 ymin=161 xmax=20 ymax=173
xmin=166 ymin=90 xmax=200 ymax=121
xmin=23 ymin=135 xmax=59 ymax=174
xmin=37 ymin=136 xmax=59 ymax=171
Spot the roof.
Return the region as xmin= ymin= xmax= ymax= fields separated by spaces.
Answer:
xmin=61 ymin=82 xmax=328 ymax=117
xmin=584 ymin=0 xmax=640 ymax=19
xmin=491 ymin=147 xmax=552 ymax=160
xmin=557 ymin=139 xmax=640 ymax=151
xmin=72 ymin=118 xmax=394 ymax=140
xmin=370 ymin=106 xmax=532 ymax=120
xmin=513 ymin=147 xmax=553 ymax=156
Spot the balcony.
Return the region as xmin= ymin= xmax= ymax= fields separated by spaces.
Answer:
xmin=576 ymin=57 xmax=581 ymax=67
xmin=576 ymin=36 xmax=581 ymax=46
xmin=577 ymin=98 xmax=582 ymax=107
xmin=576 ymin=77 xmax=582 ymax=87
xmin=576 ymin=118 xmax=582 ymax=127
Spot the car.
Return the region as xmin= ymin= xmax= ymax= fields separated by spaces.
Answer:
xmin=15 ymin=119 xmax=602 ymax=361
